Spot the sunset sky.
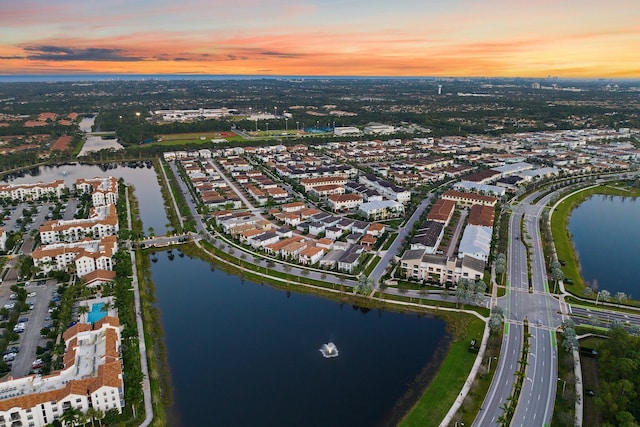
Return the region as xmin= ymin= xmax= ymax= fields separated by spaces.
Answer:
xmin=1 ymin=0 xmax=639 ymax=77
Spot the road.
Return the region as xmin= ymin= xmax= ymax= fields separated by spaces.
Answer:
xmin=370 ymin=195 xmax=432 ymax=284
xmin=475 ymin=191 xmax=564 ymax=426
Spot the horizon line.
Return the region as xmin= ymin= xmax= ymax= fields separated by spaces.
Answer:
xmin=1 ymin=73 xmax=640 ymax=82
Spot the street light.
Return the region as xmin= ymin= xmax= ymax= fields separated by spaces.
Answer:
xmin=557 ymin=377 xmax=566 ymax=398
xmin=488 ymin=356 xmax=497 ymax=372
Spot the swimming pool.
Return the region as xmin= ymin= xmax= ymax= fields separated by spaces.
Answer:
xmin=87 ymin=302 xmax=107 ymax=324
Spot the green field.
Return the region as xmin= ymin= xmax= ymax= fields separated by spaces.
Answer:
xmin=156 ymin=131 xmax=244 ymax=145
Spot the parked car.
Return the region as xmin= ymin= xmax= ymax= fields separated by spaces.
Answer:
xmin=27 ymin=292 xmax=36 ymax=298
xmin=18 ymin=317 xmax=28 ymax=323
xmin=3 ymin=353 xmax=16 ymax=362
xmin=4 ymin=303 xmax=15 ymax=310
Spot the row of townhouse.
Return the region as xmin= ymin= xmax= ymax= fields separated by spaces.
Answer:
xmin=442 ymin=190 xmax=498 ymax=207
xmin=0 ymin=315 xmax=124 ymax=427
xmin=75 ymin=176 xmax=118 ymax=207
xmin=358 ymin=174 xmax=411 ymax=204
xmin=218 ymin=156 xmax=253 ymax=173
xmin=39 ymin=204 xmax=119 ymax=244
xmin=300 ymin=176 xmax=348 ymax=193
xmin=276 ymin=164 xmax=357 ymax=181
xmin=214 ymin=203 xmax=385 ymax=271
xmin=0 ymin=180 xmax=66 ymax=201
xmin=32 ymin=235 xmax=118 ymax=277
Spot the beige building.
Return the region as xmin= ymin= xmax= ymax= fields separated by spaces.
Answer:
xmin=400 ymin=250 xmax=485 ymax=285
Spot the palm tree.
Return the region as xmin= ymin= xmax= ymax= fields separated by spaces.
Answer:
xmin=60 ymin=407 xmax=82 ymax=427
xmin=77 ymin=305 xmax=90 ymax=320
xmin=85 ymin=407 xmax=104 ymax=427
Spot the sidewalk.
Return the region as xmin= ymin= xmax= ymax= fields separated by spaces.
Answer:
xmin=126 ymin=187 xmax=153 ymax=427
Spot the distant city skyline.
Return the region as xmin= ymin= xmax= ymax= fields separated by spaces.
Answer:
xmin=1 ymin=0 xmax=639 ymax=78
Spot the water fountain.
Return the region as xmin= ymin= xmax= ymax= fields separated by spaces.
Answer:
xmin=319 ymin=342 xmax=339 ymax=358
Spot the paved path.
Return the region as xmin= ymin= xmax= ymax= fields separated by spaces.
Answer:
xmin=446 ymin=207 xmax=467 ymax=258
xmin=127 ymin=187 xmax=153 ymax=427
xmin=370 ymin=195 xmax=432 ymax=285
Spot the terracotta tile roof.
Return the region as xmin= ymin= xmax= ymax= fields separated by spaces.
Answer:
xmin=467 ymin=205 xmax=495 ymax=227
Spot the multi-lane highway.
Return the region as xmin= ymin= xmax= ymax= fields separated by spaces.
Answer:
xmin=475 ymin=192 xmax=564 ymax=426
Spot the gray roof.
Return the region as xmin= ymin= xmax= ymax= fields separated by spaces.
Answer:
xmin=402 ymin=249 xmax=427 ymax=261
xmin=461 ymin=254 xmax=486 ymax=272
xmin=411 ymin=220 xmax=444 ymax=247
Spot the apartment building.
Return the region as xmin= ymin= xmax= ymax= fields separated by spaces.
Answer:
xmin=0 ymin=316 xmax=124 ymax=427
xmin=0 ymin=180 xmax=66 ymax=201
xmin=75 ymin=177 xmax=118 ymax=207
xmin=32 ymin=236 xmax=118 ymax=277
xmin=39 ymin=205 xmax=119 ymax=244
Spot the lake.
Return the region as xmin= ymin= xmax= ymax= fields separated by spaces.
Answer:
xmin=2 ymin=163 xmax=168 ymax=235
xmin=568 ymin=194 xmax=640 ymax=297
xmin=150 ymin=254 xmax=448 ymax=426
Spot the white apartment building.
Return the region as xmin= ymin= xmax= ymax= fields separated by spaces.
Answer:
xmin=0 ymin=316 xmax=124 ymax=426
xmin=39 ymin=204 xmax=118 ymax=244
xmin=327 ymin=194 xmax=363 ymax=211
xmin=358 ymin=174 xmax=411 ymax=204
xmin=0 ymin=228 xmax=5 ymax=252
xmin=32 ymin=236 xmax=118 ymax=277
xmin=75 ymin=177 xmax=118 ymax=207
xmin=0 ymin=180 xmax=66 ymax=201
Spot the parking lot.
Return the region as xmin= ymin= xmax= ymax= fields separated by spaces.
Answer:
xmin=1 ymin=279 xmax=59 ymax=377
xmin=0 ymin=198 xmax=82 ymax=377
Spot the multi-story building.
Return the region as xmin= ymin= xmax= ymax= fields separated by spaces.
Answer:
xmin=0 ymin=180 xmax=66 ymax=201
xmin=400 ymin=251 xmax=485 ymax=285
xmin=32 ymin=236 xmax=118 ymax=277
xmin=39 ymin=205 xmax=118 ymax=244
xmin=358 ymin=174 xmax=411 ymax=204
xmin=0 ymin=315 xmax=124 ymax=426
xmin=442 ymin=190 xmax=498 ymax=207
xmin=0 ymin=227 xmax=5 ymax=252
xmin=327 ymin=194 xmax=363 ymax=212
xmin=75 ymin=177 xmax=118 ymax=207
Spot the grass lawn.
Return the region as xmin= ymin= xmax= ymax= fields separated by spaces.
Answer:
xmin=400 ymin=315 xmax=485 ymax=427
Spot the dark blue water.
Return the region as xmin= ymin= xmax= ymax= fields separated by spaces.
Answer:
xmin=568 ymin=194 xmax=640 ymax=296
xmin=3 ymin=164 xmax=167 ymax=235
xmin=151 ymin=255 xmax=447 ymax=427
